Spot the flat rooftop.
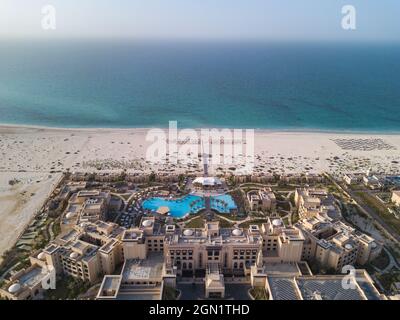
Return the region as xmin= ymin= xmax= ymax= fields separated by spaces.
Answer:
xmin=267 ymin=271 xmax=382 ymax=300
xmin=296 ymin=277 xmax=365 ymax=300
xmin=263 ymin=263 xmax=302 ymax=276
xmin=19 ymin=266 xmax=48 ymax=288
xmin=77 ymin=190 xmax=100 ymax=197
xmin=122 ymin=254 xmax=164 ymax=282
xmin=268 ymin=277 xmax=302 ymax=300
xmin=97 ymin=275 xmax=122 ymax=299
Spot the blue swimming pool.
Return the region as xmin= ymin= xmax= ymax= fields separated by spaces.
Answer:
xmin=142 ymin=194 xmax=237 ymax=218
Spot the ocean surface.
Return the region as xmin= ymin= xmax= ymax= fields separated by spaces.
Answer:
xmin=0 ymin=40 xmax=399 ymax=131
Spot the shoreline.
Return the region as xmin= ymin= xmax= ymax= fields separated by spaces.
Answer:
xmin=1 ymin=123 xmax=400 ymax=136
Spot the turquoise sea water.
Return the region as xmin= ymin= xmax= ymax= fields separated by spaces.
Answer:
xmin=0 ymin=40 xmax=399 ymax=131
xmin=142 ymin=194 xmax=237 ymax=218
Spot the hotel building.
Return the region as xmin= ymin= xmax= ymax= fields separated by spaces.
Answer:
xmin=294 ymin=187 xmax=341 ymax=220
xmin=1 ymin=213 xmax=383 ymax=300
xmin=296 ymin=215 xmax=381 ymax=271
xmin=247 ymin=188 xmax=276 ymax=212
xmin=0 ymin=179 xmax=385 ymax=300
xmin=34 ymin=221 xmax=124 ymax=283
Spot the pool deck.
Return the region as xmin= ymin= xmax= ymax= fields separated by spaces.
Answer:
xmin=142 ymin=193 xmax=237 ymax=219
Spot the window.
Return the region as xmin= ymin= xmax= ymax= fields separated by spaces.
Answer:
xmin=224 ymin=253 xmax=228 ymax=268
xmin=199 ymin=253 xmax=203 ymax=267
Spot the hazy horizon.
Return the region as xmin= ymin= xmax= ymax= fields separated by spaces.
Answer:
xmin=1 ymin=0 xmax=399 ymax=42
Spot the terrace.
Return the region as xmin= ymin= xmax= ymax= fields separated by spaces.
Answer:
xmin=97 ymin=275 xmax=122 ymax=299
xmin=121 ymin=254 xmax=164 ymax=284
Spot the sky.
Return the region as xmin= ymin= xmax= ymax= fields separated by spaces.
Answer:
xmin=0 ymin=0 xmax=399 ymax=41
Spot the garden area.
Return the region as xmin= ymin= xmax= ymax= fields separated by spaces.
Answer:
xmin=376 ymin=270 xmax=400 ymax=292
xmin=184 ymin=215 xmax=205 ymax=228
xmin=44 ymin=276 xmax=91 ymax=300
xmin=239 ymin=219 xmax=268 ymax=229
xmin=370 ymin=249 xmax=390 ymax=270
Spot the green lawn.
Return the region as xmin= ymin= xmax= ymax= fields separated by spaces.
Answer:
xmin=214 ymin=217 xmax=234 ymax=228
xmin=185 ymin=216 xmax=205 ymax=228
xmin=185 ymin=215 xmax=234 ymax=228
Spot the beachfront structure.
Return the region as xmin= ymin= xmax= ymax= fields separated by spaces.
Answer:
xmin=392 ymin=190 xmax=400 ymax=207
xmin=78 ymin=191 xmax=111 ymax=220
xmin=62 ymin=190 xmax=112 ymax=231
xmin=295 ymin=188 xmax=325 ymax=219
xmin=296 ymin=215 xmax=382 ymax=272
xmin=192 ymin=176 xmax=223 ymax=191
xmin=294 ymin=187 xmax=341 ymax=220
xmin=247 ymin=188 xmax=276 ymax=212
xmin=57 ymin=181 xmax=88 ymax=202
xmin=343 ymin=173 xmax=364 ymax=185
xmin=363 ymin=175 xmax=382 ymax=190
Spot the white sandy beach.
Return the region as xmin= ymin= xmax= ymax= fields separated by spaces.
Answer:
xmin=0 ymin=124 xmax=399 ymax=258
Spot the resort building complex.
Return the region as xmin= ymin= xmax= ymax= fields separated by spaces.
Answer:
xmin=297 ymin=216 xmax=381 ymax=271
xmin=0 ymin=172 xmax=393 ymax=301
